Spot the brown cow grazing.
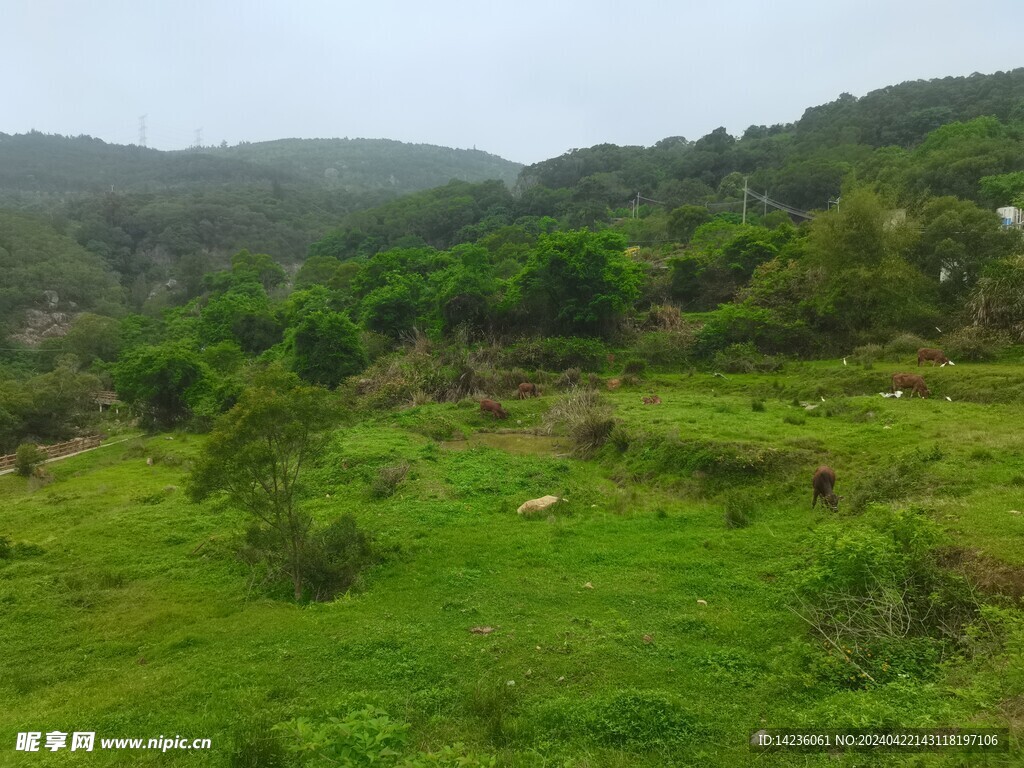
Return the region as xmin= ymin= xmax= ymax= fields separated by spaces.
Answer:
xmin=641 ymin=395 xmax=662 ymax=405
xmin=812 ymin=465 xmax=841 ymax=511
xmin=480 ymin=399 xmax=508 ymax=419
xmin=917 ymin=348 xmax=951 ymax=367
xmin=517 ymin=382 xmax=538 ymax=399
xmin=606 ymin=378 xmax=622 ymax=390
xmin=891 ymin=373 xmax=930 ymax=398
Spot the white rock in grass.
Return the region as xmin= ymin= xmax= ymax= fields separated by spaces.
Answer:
xmin=517 ymin=495 xmax=560 ymax=515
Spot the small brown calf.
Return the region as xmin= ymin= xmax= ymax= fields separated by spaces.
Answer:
xmin=811 ymin=465 xmax=841 ymax=511
xmin=917 ymin=348 xmax=950 ymax=367
xmin=891 ymin=372 xmax=930 ymax=398
xmin=480 ymin=399 xmax=508 ymax=419
xmin=517 ymin=382 xmax=538 ymax=399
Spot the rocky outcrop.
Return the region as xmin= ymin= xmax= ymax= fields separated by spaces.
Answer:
xmin=8 ymin=291 xmax=78 ymax=346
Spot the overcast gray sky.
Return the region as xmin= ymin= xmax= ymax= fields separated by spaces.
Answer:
xmin=2 ymin=0 xmax=1021 ymax=164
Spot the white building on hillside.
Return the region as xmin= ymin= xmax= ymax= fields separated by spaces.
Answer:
xmin=997 ymin=206 xmax=1023 ymax=229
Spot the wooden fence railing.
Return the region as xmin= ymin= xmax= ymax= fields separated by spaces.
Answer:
xmin=0 ymin=435 xmax=103 ymax=472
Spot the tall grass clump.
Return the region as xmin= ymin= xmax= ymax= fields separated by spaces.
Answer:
xmin=544 ymin=388 xmax=615 ymax=458
xmin=372 ymin=461 xmax=411 ymax=498
xmin=723 ymin=493 xmax=754 ymax=529
xmin=849 ymin=343 xmax=883 ymax=365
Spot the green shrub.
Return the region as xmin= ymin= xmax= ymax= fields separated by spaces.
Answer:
xmin=696 ymin=303 xmax=814 ymax=357
xmin=372 ymin=461 xmax=411 ymax=498
xmin=622 ymin=358 xmax=647 ymax=376
xmin=782 ymin=413 xmax=806 ymax=426
xmin=884 ymin=332 xmax=929 ymax=357
xmin=555 ymin=367 xmax=581 ymax=389
xmin=0 ymin=535 xmax=11 ymax=560
xmin=712 ymin=342 xmax=783 ymax=373
xmin=632 ymin=330 xmax=695 ymax=367
xmin=362 ymin=330 xmax=396 ymax=363
xmin=304 ymin=514 xmax=377 ymax=602
xmin=751 ymin=399 xmax=765 ymax=412
xmin=793 ymin=507 xmax=977 ymax=687
xmin=14 ymin=444 xmax=46 ymax=477
xmin=850 ymin=343 xmax=884 ymax=364
xmin=943 ymin=326 xmax=1009 ymax=362
xmin=499 ymin=336 xmax=608 ymax=372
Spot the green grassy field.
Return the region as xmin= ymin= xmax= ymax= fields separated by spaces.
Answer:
xmin=2 ymin=360 xmax=1023 ymax=766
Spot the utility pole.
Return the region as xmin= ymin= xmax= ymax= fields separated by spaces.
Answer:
xmin=138 ymin=115 xmax=147 ymax=147
xmin=635 ymin=191 xmax=641 ymax=219
xmin=742 ymin=177 xmax=748 ymax=224
xmin=763 ymin=190 xmax=767 ymax=217
xmin=193 ymin=128 xmax=203 ymax=149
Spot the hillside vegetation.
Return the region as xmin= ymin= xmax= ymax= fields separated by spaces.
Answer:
xmin=2 ymin=67 xmax=1024 ymax=766
xmin=2 ymin=362 xmax=1023 ymax=766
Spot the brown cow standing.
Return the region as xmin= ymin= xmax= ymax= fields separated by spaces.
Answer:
xmin=517 ymin=382 xmax=538 ymax=399
xmin=480 ymin=399 xmax=508 ymax=419
xmin=811 ymin=465 xmax=841 ymax=511
xmin=891 ymin=373 xmax=931 ymax=398
xmin=917 ymin=348 xmax=951 ymax=367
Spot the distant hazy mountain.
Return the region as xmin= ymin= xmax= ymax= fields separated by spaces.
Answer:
xmin=0 ymin=133 xmax=522 ymax=198
xmin=201 ymin=138 xmax=521 ymax=191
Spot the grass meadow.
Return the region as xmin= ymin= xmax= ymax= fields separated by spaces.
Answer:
xmin=2 ymin=359 xmax=1023 ymax=766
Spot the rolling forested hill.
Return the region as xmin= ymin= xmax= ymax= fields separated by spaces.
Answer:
xmin=0 ymin=133 xmax=522 ymax=198
xmin=201 ymin=138 xmax=521 ymax=191
xmin=3 ymin=67 xmax=1024 ymax=350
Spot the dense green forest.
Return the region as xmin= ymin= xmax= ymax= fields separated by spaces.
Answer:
xmin=3 ymin=68 xmax=1024 ymax=449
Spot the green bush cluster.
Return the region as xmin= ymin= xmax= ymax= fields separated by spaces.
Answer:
xmin=794 ymin=507 xmax=978 ymax=689
xmin=498 ymin=336 xmax=609 ymax=372
xmin=14 ymin=443 xmax=46 ymax=477
xmin=712 ymin=342 xmax=784 ymax=374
